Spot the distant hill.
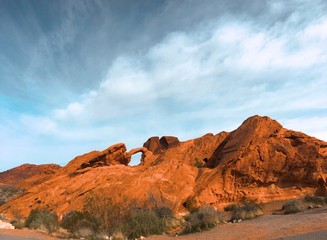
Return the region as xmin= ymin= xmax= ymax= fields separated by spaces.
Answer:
xmin=0 ymin=163 xmax=61 ymax=187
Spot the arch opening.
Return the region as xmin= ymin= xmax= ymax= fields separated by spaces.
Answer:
xmin=130 ymin=152 xmax=142 ymax=166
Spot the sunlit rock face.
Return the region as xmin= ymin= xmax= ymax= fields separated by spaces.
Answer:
xmin=0 ymin=115 xmax=326 ymax=219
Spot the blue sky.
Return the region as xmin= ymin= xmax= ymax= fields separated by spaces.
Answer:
xmin=1 ymin=0 xmax=327 ymax=171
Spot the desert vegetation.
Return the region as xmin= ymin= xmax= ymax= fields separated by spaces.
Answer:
xmin=15 ymin=194 xmax=327 ymax=239
xmin=282 ymin=195 xmax=327 ymax=214
xmin=224 ymin=200 xmax=263 ymax=221
xmin=304 ymin=195 xmax=327 ymax=207
xmin=33 ymin=193 xmax=179 ymax=239
xmin=24 ymin=208 xmax=59 ymax=233
xmin=282 ymin=200 xmax=307 ymax=214
xmin=183 ymin=205 xmax=223 ymax=233
xmin=0 ymin=185 xmax=23 ymax=206
xmin=18 ymin=193 xmax=225 ymax=239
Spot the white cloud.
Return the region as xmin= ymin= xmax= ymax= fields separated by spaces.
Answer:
xmin=27 ymin=6 xmax=327 ymax=139
xmin=302 ymin=17 xmax=327 ymax=40
xmin=54 ymin=102 xmax=85 ymax=120
xmin=2 ymin=0 xmax=327 ymax=171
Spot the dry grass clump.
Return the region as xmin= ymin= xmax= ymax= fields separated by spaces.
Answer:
xmin=282 ymin=195 xmax=327 ymax=215
xmin=231 ymin=200 xmax=263 ymax=221
xmin=282 ymin=200 xmax=307 ymax=214
xmin=183 ymin=206 xmax=223 ymax=234
xmin=304 ymin=195 xmax=327 ymax=207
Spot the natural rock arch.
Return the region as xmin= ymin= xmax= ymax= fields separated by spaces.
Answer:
xmin=125 ymin=147 xmax=153 ymax=165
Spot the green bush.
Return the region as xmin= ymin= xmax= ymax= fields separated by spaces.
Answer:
xmin=231 ymin=201 xmax=263 ymax=221
xmin=124 ymin=209 xmax=165 ymax=239
xmin=282 ymin=200 xmax=307 ymax=214
xmin=60 ymin=210 xmax=99 ymax=237
xmin=25 ymin=209 xmax=59 ymax=233
xmin=183 ymin=206 xmax=222 ymax=234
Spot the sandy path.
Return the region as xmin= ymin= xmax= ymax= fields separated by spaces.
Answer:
xmin=0 ymin=229 xmax=58 ymax=240
xmin=149 ymin=207 xmax=327 ymax=240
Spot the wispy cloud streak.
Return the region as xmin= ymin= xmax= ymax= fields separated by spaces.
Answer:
xmin=0 ymin=0 xmax=326 ymax=171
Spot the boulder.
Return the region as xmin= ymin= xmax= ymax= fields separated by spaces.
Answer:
xmin=143 ymin=136 xmax=180 ymax=154
xmin=0 ymin=220 xmax=14 ymax=229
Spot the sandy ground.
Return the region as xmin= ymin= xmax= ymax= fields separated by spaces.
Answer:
xmin=1 ymin=206 xmax=327 ymax=240
xmin=148 ymin=207 xmax=327 ymax=240
xmin=0 ymin=229 xmax=58 ymax=240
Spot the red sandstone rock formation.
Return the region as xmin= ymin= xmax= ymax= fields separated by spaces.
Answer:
xmin=0 ymin=115 xmax=326 ymax=219
xmin=0 ymin=164 xmax=61 ymax=187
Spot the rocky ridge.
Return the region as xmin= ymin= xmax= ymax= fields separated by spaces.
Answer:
xmin=0 ymin=115 xmax=326 ymax=219
xmin=0 ymin=164 xmax=61 ymax=188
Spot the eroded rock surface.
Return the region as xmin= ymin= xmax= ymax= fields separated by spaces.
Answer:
xmin=0 ymin=115 xmax=326 ymax=218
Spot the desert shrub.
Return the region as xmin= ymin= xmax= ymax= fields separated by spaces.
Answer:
xmin=282 ymin=200 xmax=307 ymax=214
xmin=154 ymin=206 xmax=183 ymax=232
xmin=147 ymin=195 xmax=180 ymax=232
xmin=183 ymin=206 xmax=222 ymax=234
xmin=25 ymin=208 xmax=59 ymax=233
xmin=83 ymin=194 xmax=133 ymax=235
xmin=147 ymin=193 xmax=174 ymax=220
xmin=0 ymin=186 xmax=23 ymax=206
xmin=304 ymin=195 xmax=326 ymax=206
xmin=61 ymin=210 xmax=99 ymax=237
xmin=10 ymin=219 xmax=25 ymax=229
xmin=123 ymin=208 xmax=165 ymax=239
xmin=224 ymin=203 xmax=239 ymax=212
xmin=183 ymin=197 xmax=199 ymax=212
xmin=153 ymin=206 xmax=173 ymax=219
xmin=76 ymin=193 xmax=176 ymax=238
xmin=194 ymin=158 xmax=206 ymax=168
xmin=231 ymin=201 xmax=263 ymax=221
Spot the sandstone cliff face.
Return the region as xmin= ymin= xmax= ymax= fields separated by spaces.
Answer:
xmin=0 ymin=115 xmax=326 ymax=218
xmin=193 ymin=116 xmax=327 ymax=206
